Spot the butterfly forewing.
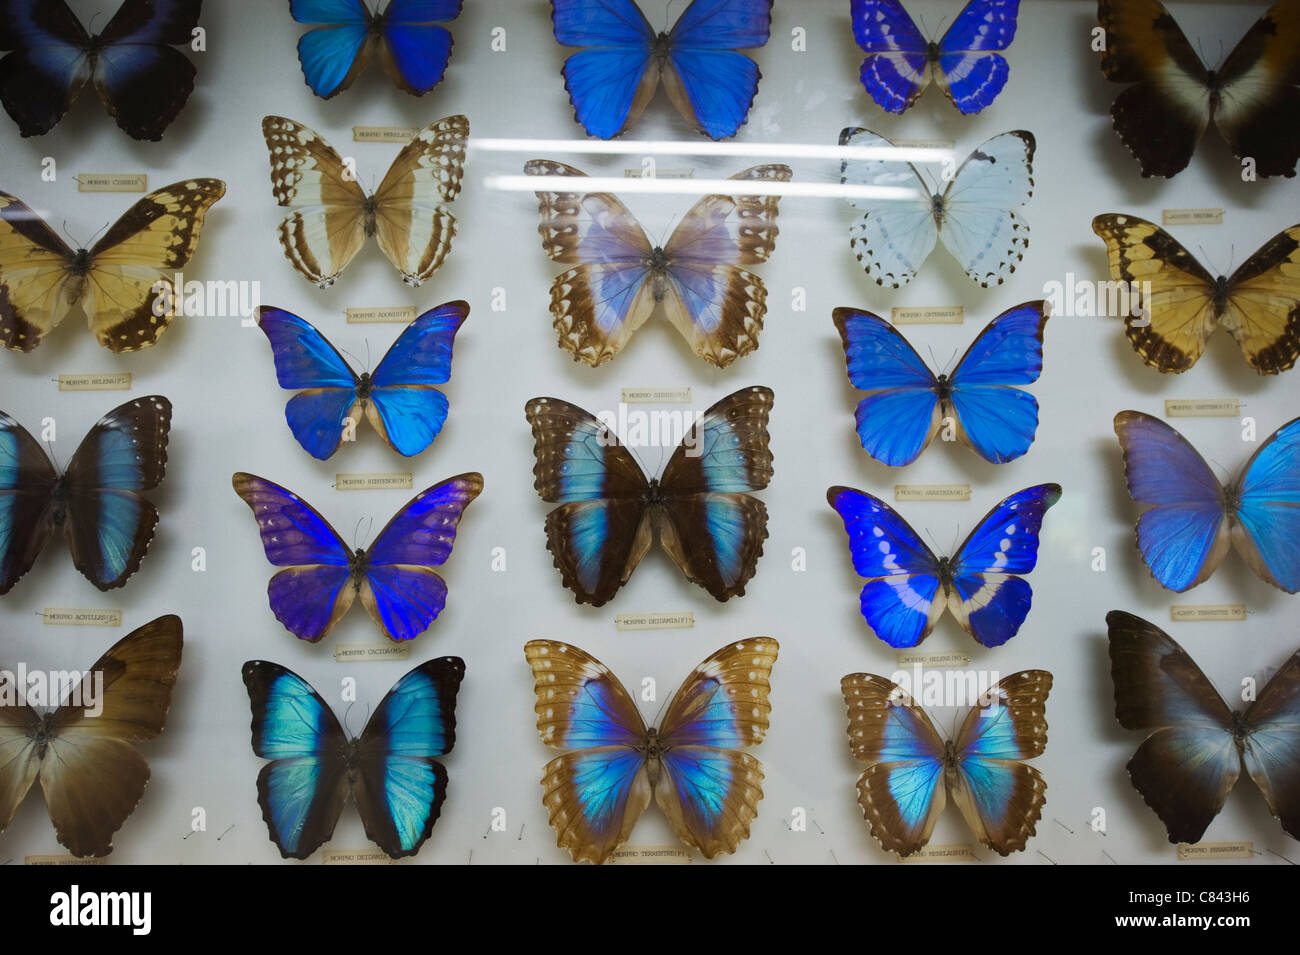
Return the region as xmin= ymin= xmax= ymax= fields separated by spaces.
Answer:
xmin=0 ymin=408 xmax=59 ymax=593
xmin=1231 ymin=416 xmax=1300 ymax=593
xmin=938 ymin=130 xmax=1035 ymax=288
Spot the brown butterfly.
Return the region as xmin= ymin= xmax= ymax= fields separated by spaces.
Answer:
xmin=0 ymin=179 xmax=225 ymax=352
xmin=0 ymin=615 xmax=183 ymax=857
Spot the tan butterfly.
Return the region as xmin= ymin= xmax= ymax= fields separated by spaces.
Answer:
xmin=0 ymin=615 xmax=183 ymax=858
xmin=0 ymin=179 xmax=225 ymax=353
xmin=1092 ymin=213 xmax=1300 ymax=374
xmin=262 ymin=114 xmax=468 ymax=288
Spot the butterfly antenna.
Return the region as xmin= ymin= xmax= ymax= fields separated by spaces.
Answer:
xmin=338 ymin=344 xmax=364 ymax=372
xmin=662 ymin=0 xmax=681 ymax=32
xmin=353 ymin=515 xmax=374 ymax=550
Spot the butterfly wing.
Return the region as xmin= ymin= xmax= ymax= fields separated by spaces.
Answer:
xmin=932 ymin=0 xmax=1020 ymax=114
xmin=0 ymin=677 xmax=40 ymax=843
xmin=357 ymin=472 xmax=483 ymax=642
xmin=524 ymin=640 xmax=651 ymax=864
xmin=231 ymin=473 xmax=357 ymax=642
xmin=40 ymin=615 xmax=183 ymax=857
xmin=654 ymin=637 xmax=777 ymax=858
xmin=1232 ymin=416 xmax=1300 ymax=593
xmin=1106 ymin=611 xmax=1243 ymax=844
xmin=947 ymin=300 xmax=1049 ymax=464
xmin=839 ymin=126 xmax=937 ymax=289
xmin=371 ymin=114 xmax=468 ymax=286
xmin=1113 ymin=411 xmax=1228 ymax=592
xmin=841 ymin=673 xmax=948 ymax=856
xmin=0 ymin=0 xmax=91 ymax=137
xmin=1218 ymin=226 xmax=1300 ymax=375
xmin=948 ymin=483 xmax=1060 ymax=648
xmin=262 ymin=115 xmax=370 ymax=287
xmin=657 ymin=386 xmax=773 ymax=601
xmin=1213 ymin=3 xmax=1300 ymax=179
xmin=661 ymin=0 xmax=771 ymax=140
xmin=0 ymin=190 xmax=78 ymax=352
xmin=937 ymin=130 xmax=1035 ymax=288
xmin=525 ymin=396 xmax=652 ymax=606
xmin=832 ymin=307 xmax=940 ymax=467
xmin=354 ymin=656 xmax=464 ymax=858
xmin=525 ymin=159 xmax=657 ymax=366
xmin=242 ymin=660 xmax=350 ymax=859
xmin=826 ymin=486 xmax=946 ymax=649
xmin=949 ymin=669 xmax=1050 ymax=855
xmin=551 ymin=0 xmax=656 ymax=139
xmin=0 ymin=409 xmax=58 ymax=594
xmin=1239 ymin=650 xmax=1300 ymax=839
xmin=366 ymin=300 xmax=469 ymax=456
xmin=658 ymin=164 xmax=790 ymax=366
xmin=291 ymin=0 xmax=375 ymax=98
xmin=849 ymin=0 xmax=931 ymax=113
xmin=375 ymin=0 xmax=461 ymax=96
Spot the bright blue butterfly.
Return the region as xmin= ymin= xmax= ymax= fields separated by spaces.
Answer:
xmin=525 ymin=638 xmax=778 ymax=864
xmin=232 ymin=472 xmax=483 ymax=643
xmin=256 ymin=302 xmax=468 ymax=460
xmin=834 ymin=301 xmax=1049 ymax=466
xmin=551 ymin=0 xmax=772 ymax=140
xmin=851 ymin=0 xmax=1021 ymax=114
xmin=1114 ymin=412 xmax=1300 ymax=594
xmin=827 ymin=483 xmax=1061 ymax=648
xmin=290 ymin=0 xmax=461 ymax=98
xmin=842 ymin=668 xmax=1051 ymax=856
xmin=243 ymin=656 xmax=464 ymax=859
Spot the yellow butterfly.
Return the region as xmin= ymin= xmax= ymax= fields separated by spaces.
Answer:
xmin=1092 ymin=213 xmax=1300 ymax=374
xmin=262 ymin=115 xmax=468 ymax=288
xmin=0 ymin=179 xmax=225 ymax=353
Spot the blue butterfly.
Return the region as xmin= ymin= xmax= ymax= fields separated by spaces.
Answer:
xmin=232 ymin=472 xmax=482 ymax=643
xmin=243 ymin=656 xmax=464 ymax=859
xmin=525 ymin=638 xmax=778 ymax=864
xmin=256 ymin=302 xmax=468 ymax=460
xmin=834 ymin=301 xmax=1049 ymax=466
xmin=851 ymin=0 xmax=1021 ymax=114
xmin=842 ymin=668 xmax=1051 ymax=856
xmin=827 ymin=484 xmax=1061 ymax=648
xmin=290 ymin=0 xmax=462 ymax=98
xmin=1114 ymin=412 xmax=1300 ymax=594
xmin=551 ymin=0 xmax=772 ymax=139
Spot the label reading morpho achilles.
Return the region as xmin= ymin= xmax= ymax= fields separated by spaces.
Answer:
xmin=1162 ymin=208 xmax=1224 ymax=225
xmin=332 ymin=644 xmax=411 ymax=663
xmin=77 ymin=173 xmax=147 ymax=193
xmin=345 ymin=306 xmax=417 ymax=325
xmin=1170 ymin=605 xmax=1247 ymax=622
xmin=351 ymin=126 xmax=419 ymax=143
xmin=897 ymin=845 xmax=978 ymax=863
xmin=57 ymin=373 xmax=132 ymax=392
xmin=608 ymin=845 xmax=693 ymax=864
xmin=335 ymin=473 xmax=414 ymax=491
xmin=322 ymin=848 xmax=399 ymax=865
xmin=1176 ymin=842 xmax=1253 ymax=861
xmin=621 ymin=387 xmax=692 ymax=404
xmin=895 ymin=484 xmax=971 ymax=502
xmin=42 ymin=608 xmax=122 ymax=627
xmin=1164 ymin=398 xmax=1240 ymax=417
xmin=614 ymin=611 xmax=695 ymax=631
xmin=890 ymin=306 xmax=964 ymax=325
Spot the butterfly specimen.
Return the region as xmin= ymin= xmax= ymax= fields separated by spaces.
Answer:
xmin=839 ymin=127 xmax=1034 ymax=289
xmin=0 ymin=615 xmax=183 ymax=857
xmin=551 ymin=0 xmax=772 ymax=140
xmin=243 ymin=656 xmax=463 ymax=859
xmin=261 ymin=114 xmax=467 ymax=288
xmin=841 ymin=667 xmax=1050 ymax=857
xmin=0 ymin=180 xmax=226 ymax=353
xmin=1096 ymin=0 xmax=1300 ymax=179
xmin=0 ymin=396 xmax=171 ymax=595
xmin=290 ymin=0 xmax=461 ymax=99
xmin=1107 ymin=610 xmax=1300 ymax=844
xmin=525 ymin=160 xmax=790 ymax=367
xmin=256 ymin=301 xmax=468 ymax=460
xmin=231 ymin=471 xmax=482 ymax=642
xmin=833 ymin=301 xmax=1049 ymax=466
xmin=525 ymin=637 xmax=777 ymax=864
xmin=1092 ymin=214 xmax=1300 ymax=375
xmin=0 ymin=0 xmax=203 ymax=139
xmin=1114 ymin=412 xmax=1300 ymax=594
xmin=851 ymin=0 xmax=1021 ymax=114
xmin=827 ymin=484 xmax=1060 ymax=648
xmin=526 ymin=386 xmax=773 ymax=606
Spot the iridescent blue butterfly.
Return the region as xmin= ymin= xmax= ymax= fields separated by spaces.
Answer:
xmin=827 ymin=484 xmax=1060 ymax=648
xmin=232 ymin=472 xmax=482 ymax=643
xmin=1108 ymin=611 xmax=1300 ymax=844
xmin=551 ymin=0 xmax=772 ymax=140
xmin=0 ymin=0 xmax=202 ymax=139
xmin=525 ymin=637 xmax=777 ymax=864
xmin=842 ymin=668 xmax=1051 ymax=856
xmin=834 ymin=301 xmax=1049 ymax=466
xmin=243 ymin=656 xmax=464 ymax=859
xmin=851 ymin=0 xmax=1021 ymax=114
xmin=1114 ymin=412 xmax=1300 ymax=594
xmin=290 ymin=0 xmax=461 ymax=99
xmin=0 ymin=396 xmax=170 ymax=594
xmin=256 ymin=302 xmax=468 ymax=460
xmin=526 ymin=387 xmax=773 ymax=606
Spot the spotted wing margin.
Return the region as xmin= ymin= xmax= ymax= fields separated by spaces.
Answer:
xmin=372 ymin=114 xmax=468 ymax=285
xmin=263 ymin=114 xmax=369 ymax=287
xmin=1220 ymin=225 xmax=1300 ymax=374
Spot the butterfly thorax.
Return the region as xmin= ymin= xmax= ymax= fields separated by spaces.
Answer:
xmin=930 ymin=194 xmax=947 ymax=228
xmin=934 ymin=374 xmax=953 ymax=400
xmin=70 ymin=249 xmax=92 ymax=276
xmin=641 ymin=727 xmax=666 ymax=786
xmin=647 ymin=247 xmax=673 ymax=301
xmin=651 ymin=33 xmax=673 ymax=65
xmin=48 ymin=474 xmax=70 ymax=527
xmin=642 ymin=478 xmax=669 ymax=508
xmin=1212 ymin=275 xmax=1230 ymax=312
xmin=30 ymin=713 xmax=57 ymax=757
xmin=935 ymin=555 xmax=956 ymax=593
xmin=362 ymin=195 xmax=379 ymax=237
xmin=1230 ymin=711 xmax=1249 ymax=743
xmin=356 ymin=373 xmax=374 ymax=400
xmin=347 ymin=548 xmax=371 ymax=589
xmin=925 ymin=41 xmax=943 ymax=65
